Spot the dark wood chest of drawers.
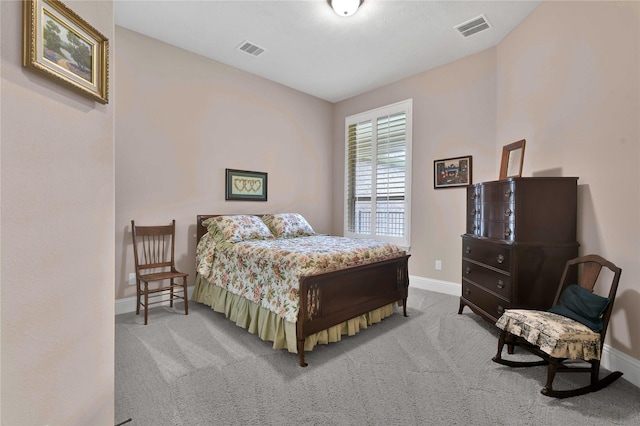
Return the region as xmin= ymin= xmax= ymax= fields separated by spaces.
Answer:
xmin=458 ymin=177 xmax=579 ymax=323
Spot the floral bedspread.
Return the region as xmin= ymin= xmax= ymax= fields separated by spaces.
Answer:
xmin=196 ymin=234 xmax=406 ymax=323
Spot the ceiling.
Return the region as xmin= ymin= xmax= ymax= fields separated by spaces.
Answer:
xmin=114 ymin=0 xmax=541 ymax=103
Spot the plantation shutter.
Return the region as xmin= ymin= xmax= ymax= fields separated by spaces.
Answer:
xmin=344 ymin=99 xmax=412 ymax=247
xmin=376 ymin=112 xmax=406 ymax=237
xmin=346 ymin=120 xmax=373 ymax=234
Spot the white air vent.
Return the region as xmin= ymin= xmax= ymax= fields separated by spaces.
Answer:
xmin=454 ymin=14 xmax=491 ymax=38
xmin=237 ymin=40 xmax=266 ymax=57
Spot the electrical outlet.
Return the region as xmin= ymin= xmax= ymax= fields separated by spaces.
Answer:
xmin=128 ymin=273 xmax=136 ymax=285
xmin=435 ymin=260 xmax=442 ymax=271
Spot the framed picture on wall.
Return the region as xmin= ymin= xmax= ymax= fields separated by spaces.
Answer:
xmin=225 ymin=169 xmax=268 ymax=201
xmin=434 ymin=155 xmax=473 ymax=189
xmin=23 ymin=0 xmax=109 ymax=104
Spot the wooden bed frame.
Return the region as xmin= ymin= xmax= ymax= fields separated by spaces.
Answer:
xmin=196 ymin=215 xmax=411 ymax=367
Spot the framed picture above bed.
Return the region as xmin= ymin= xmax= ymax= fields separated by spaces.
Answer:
xmin=434 ymin=155 xmax=472 ymax=189
xmin=23 ymin=0 xmax=109 ymax=104
xmin=225 ymin=168 xmax=268 ymax=201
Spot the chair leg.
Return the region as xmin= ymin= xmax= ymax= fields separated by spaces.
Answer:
xmin=170 ymin=279 xmax=175 ymax=308
xmin=135 ymin=279 xmax=140 ymax=315
xmin=492 ymin=330 xmax=508 ymax=363
xmin=183 ymin=277 xmax=189 ymax=316
xmin=590 ymin=360 xmax=600 ymax=386
xmin=144 ymin=283 xmax=149 ymax=325
xmin=492 ymin=331 xmax=548 ymax=368
xmin=542 ymin=362 xmax=559 ymax=395
xmin=540 ymin=358 xmax=624 ymax=398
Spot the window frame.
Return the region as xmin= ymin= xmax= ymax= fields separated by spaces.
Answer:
xmin=343 ymin=99 xmax=412 ymax=248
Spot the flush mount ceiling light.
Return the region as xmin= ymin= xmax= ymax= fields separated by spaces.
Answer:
xmin=328 ymin=0 xmax=364 ymax=17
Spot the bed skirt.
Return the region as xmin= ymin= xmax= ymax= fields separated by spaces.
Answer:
xmin=192 ymin=273 xmax=397 ymax=353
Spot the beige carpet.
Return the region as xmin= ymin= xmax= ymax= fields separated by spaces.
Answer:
xmin=115 ymin=287 xmax=640 ymax=425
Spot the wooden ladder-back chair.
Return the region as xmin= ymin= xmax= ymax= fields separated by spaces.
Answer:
xmin=492 ymin=254 xmax=622 ymax=398
xmin=131 ymin=220 xmax=189 ymax=325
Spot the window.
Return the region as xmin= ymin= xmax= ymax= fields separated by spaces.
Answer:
xmin=344 ymin=99 xmax=412 ymax=248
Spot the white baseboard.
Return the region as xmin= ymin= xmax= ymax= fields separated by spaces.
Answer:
xmin=115 ymin=286 xmax=195 ymax=316
xmin=409 ymin=274 xmax=461 ymax=296
xmin=409 ymin=274 xmax=640 ymax=389
xmin=602 ymin=344 xmax=640 ymax=389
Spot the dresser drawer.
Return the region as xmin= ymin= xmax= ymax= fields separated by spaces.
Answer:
xmin=462 ymin=238 xmax=511 ymax=272
xmin=484 ymin=202 xmax=515 ymax=222
xmin=480 ymin=181 xmax=515 ymax=203
xmin=466 ymin=219 xmax=480 ymax=235
xmin=467 ymin=186 xmax=481 ymax=203
xmin=466 ymin=199 xmax=514 ymax=239
xmin=462 ymin=260 xmax=511 ymax=299
xmin=482 ymin=221 xmax=515 ymax=242
xmin=466 ymin=200 xmax=481 ymax=235
xmin=462 ymin=280 xmax=508 ymax=320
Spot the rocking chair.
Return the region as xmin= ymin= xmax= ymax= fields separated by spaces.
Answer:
xmin=492 ymin=254 xmax=622 ymax=398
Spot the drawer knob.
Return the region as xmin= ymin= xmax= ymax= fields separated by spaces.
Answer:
xmin=497 ymin=305 xmax=505 ymax=315
xmin=465 ymin=246 xmax=471 ymax=254
xmin=504 ymin=228 xmax=512 ymax=238
xmin=497 ymin=254 xmax=505 ymax=264
xmin=496 ymin=280 xmax=505 ymax=289
xmin=504 ymin=189 xmax=512 ymax=198
xmin=471 ymin=193 xmax=478 ymax=200
xmin=471 ymin=209 xmax=477 ymax=216
xmin=464 ymin=288 xmax=471 ymax=296
xmin=504 ymin=208 xmax=512 ymax=217
xmin=465 ymin=266 xmax=471 ymax=274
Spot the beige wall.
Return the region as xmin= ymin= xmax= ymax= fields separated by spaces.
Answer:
xmin=332 ymin=47 xmax=498 ymax=282
xmin=333 ymin=1 xmax=640 ymax=361
xmin=1 ymin=0 xmax=115 ymax=424
xmin=115 ymin=27 xmax=333 ymax=300
xmin=496 ymin=0 xmax=640 ymax=361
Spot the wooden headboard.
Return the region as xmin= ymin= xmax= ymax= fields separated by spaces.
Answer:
xmin=196 ymin=214 xmax=267 ymax=244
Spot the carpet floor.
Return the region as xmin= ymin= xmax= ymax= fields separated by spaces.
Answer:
xmin=115 ymin=287 xmax=640 ymax=425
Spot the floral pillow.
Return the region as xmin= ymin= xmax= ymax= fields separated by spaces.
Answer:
xmin=262 ymin=213 xmax=316 ymax=239
xmin=202 ymin=215 xmax=274 ymax=243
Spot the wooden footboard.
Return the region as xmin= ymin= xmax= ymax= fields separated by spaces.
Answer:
xmin=196 ymin=215 xmax=410 ymax=367
xmin=297 ymin=254 xmax=410 ymax=366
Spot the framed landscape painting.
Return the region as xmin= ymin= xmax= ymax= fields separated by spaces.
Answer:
xmin=434 ymin=155 xmax=472 ymax=189
xmin=23 ymin=0 xmax=109 ymax=104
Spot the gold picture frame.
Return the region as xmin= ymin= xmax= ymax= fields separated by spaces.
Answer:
xmin=23 ymin=0 xmax=109 ymax=104
xmin=499 ymin=139 xmax=526 ymax=180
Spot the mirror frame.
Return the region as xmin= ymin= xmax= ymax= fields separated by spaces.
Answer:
xmin=499 ymin=139 xmax=526 ymax=180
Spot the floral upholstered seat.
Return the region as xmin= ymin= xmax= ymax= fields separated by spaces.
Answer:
xmin=495 ymin=309 xmax=602 ymax=361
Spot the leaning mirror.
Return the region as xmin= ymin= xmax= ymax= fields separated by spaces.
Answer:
xmin=499 ymin=139 xmax=526 ymax=180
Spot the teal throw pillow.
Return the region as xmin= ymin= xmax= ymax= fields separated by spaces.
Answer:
xmin=548 ymin=284 xmax=610 ymax=332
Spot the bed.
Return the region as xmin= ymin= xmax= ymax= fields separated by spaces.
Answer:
xmin=193 ymin=213 xmax=411 ymax=366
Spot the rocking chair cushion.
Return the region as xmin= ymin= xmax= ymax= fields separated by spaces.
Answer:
xmin=548 ymin=284 xmax=610 ymax=332
xmin=496 ymin=309 xmax=602 ymax=360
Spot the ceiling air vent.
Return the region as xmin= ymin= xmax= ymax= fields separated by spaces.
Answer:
xmin=454 ymin=14 xmax=491 ymax=38
xmin=237 ymin=40 xmax=266 ymax=57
